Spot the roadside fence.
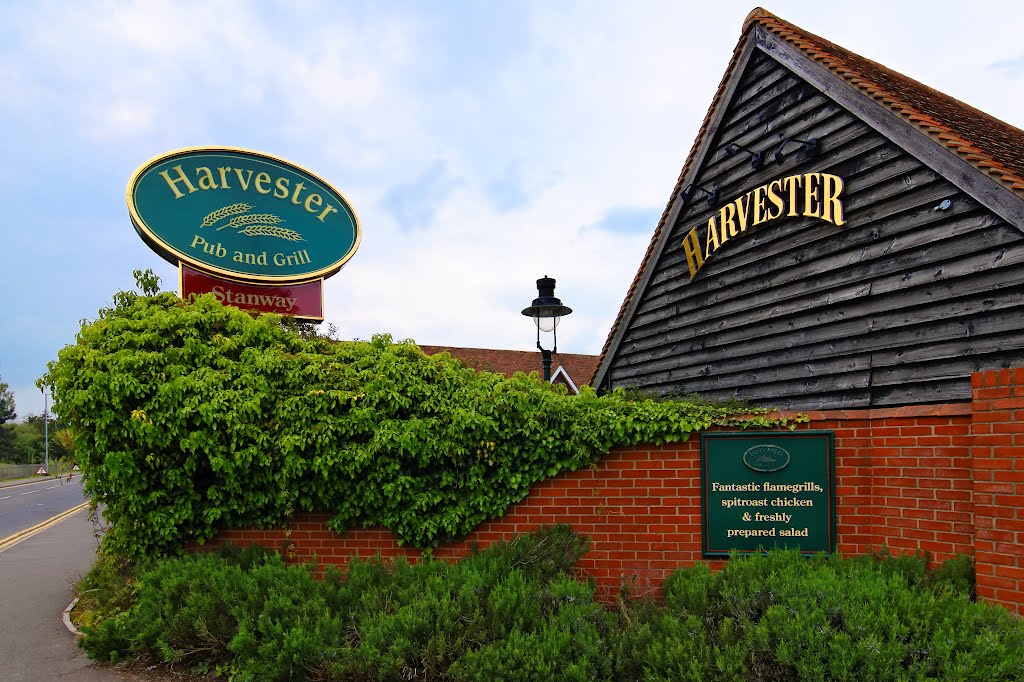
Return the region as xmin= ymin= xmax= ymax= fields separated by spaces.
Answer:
xmin=0 ymin=462 xmax=76 ymax=481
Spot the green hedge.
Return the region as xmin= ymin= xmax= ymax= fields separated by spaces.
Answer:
xmin=78 ymin=528 xmax=1023 ymax=681
xmin=42 ymin=283 xmax=799 ymax=559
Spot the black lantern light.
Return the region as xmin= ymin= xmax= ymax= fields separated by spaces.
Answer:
xmin=775 ymin=137 xmax=819 ymax=165
xmin=724 ymin=142 xmax=765 ymax=170
xmin=678 ymin=183 xmax=718 ymax=207
xmin=521 ymin=275 xmax=573 ymax=381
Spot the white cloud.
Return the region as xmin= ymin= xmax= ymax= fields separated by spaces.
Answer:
xmin=3 ymin=0 xmax=1024 ymax=417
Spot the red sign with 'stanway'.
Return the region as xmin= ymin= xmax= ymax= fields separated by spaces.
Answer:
xmin=180 ymin=264 xmax=324 ymax=321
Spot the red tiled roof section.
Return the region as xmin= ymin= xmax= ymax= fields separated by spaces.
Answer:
xmin=748 ymin=7 xmax=1024 ymax=194
xmin=419 ymin=345 xmax=600 ymax=386
xmin=593 ymin=7 xmax=1024 ymax=386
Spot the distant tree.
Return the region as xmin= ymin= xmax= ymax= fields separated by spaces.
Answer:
xmin=0 ymin=414 xmax=70 ymax=464
xmin=0 ymin=374 xmax=14 ymax=424
xmin=0 ymin=429 xmax=13 ymax=462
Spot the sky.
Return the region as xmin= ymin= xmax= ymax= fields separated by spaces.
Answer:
xmin=1 ymin=0 xmax=1023 ymax=419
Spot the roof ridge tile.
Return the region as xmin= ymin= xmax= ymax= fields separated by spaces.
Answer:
xmin=750 ymin=10 xmax=1024 ymax=195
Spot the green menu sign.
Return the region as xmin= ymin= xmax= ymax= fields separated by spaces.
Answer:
xmin=127 ymin=147 xmax=360 ymax=283
xmin=701 ymin=432 xmax=835 ymax=556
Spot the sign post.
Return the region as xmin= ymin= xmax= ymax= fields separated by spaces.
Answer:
xmin=701 ymin=431 xmax=835 ymax=556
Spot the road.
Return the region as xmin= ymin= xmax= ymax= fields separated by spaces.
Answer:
xmin=0 ymin=476 xmax=90 ymax=538
xmin=0 ymin=476 xmax=153 ymax=680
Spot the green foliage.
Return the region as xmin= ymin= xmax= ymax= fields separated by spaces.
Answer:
xmin=0 ymin=373 xmax=15 ymax=424
xmin=71 ymin=552 xmax=140 ymax=637
xmin=132 ymin=267 xmax=162 ymax=297
xmin=930 ymin=553 xmax=977 ymax=600
xmin=0 ymin=413 xmax=71 ymax=464
xmin=448 ymin=586 xmax=614 ymax=682
xmin=78 ymin=531 xmax=1024 ymax=682
xmin=41 ymin=286 xmax=799 ymax=559
xmin=468 ymin=521 xmax=590 ymax=583
xmin=80 ymin=526 xmax=592 ymax=680
xmin=624 ymin=550 xmax=1022 ymax=681
xmin=0 ymin=374 xmax=20 ymax=462
xmin=859 ymin=548 xmax=977 ymax=601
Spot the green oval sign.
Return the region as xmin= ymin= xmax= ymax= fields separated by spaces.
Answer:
xmin=127 ymin=147 xmax=360 ymax=282
xmin=742 ymin=444 xmax=791 ymax=473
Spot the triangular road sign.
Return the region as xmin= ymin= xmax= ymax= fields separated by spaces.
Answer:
xmin=72 ymin=464 xmax=80 ymax=471
xmin=35 ymin=466 xmax=47 ymax=475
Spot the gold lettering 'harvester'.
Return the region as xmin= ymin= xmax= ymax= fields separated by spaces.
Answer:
xmin=158 ymin=164 xmax=339 ymax=223
xmin=681 ymin=172 xmax=846 ymax=279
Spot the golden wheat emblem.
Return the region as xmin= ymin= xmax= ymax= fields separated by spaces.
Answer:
xmin=200 ymin=203 xmax=251 ymax=227
xmin=219 ymin=214 xmax=284 ymax=230
xmin=238 ymin=225 xmax=304 ymax=241
xmin=200 ymin=204 xmax=303 ymax=242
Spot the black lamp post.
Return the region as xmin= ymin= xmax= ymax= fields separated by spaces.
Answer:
xmin=521 ymin=275 xmax=573 ymax=381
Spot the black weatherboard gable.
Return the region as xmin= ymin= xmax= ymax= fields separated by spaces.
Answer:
xmin=593 ymin=8 xmax=1024 ymax=411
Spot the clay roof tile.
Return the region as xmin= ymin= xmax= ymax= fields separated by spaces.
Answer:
xmin=419 ymin=345 xmax=599 ymax=388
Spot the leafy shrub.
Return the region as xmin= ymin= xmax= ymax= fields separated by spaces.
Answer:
xmin=466 ymin=521 xmax=589 ymax=583
xmin=861 ymin=548 xmax=976 ymax=600
xmin=79 ymin=529 xmax=1024 ymax=682
xmin=448 ymin=579 xmax=614 ymax=682
xmin=80 ymin=527 xmax=594 ymax=680
xmin=84 ymin=550 xmax=348 ymax=680
xmin=930 ymin=553 xmax=976 ymax=600
xmin=326 ymin=525 xmax=590 ymax=679
xmin=71 ymin=552 xmax=139 ymax=638
xmin=641 ymin=550 xmax=1024 ymax=681
xmin=612 ymin=589 xmax=734 ymax=682
xmin=42 ymin=285 xmax=797 ymax=559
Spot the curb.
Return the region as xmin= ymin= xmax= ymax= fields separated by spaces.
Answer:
xmin=63 ymin=597 xmax=82 ymax=637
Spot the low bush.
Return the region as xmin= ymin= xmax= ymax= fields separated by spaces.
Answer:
xmin=623 ymin=550 xmax=1021 ymax=681
xmin=78 ymin=528 xmax=1024 ymax=682
xmin=866 ymin=549 xmax=977 ymax=601
xmin=71 ymin=551 xmax=139 ymax=635
xmin=80 ymin=526 xmax=591 ymax=680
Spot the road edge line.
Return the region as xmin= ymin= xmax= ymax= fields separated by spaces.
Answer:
xmin=0 ymin=501 xmax=91 ymax=553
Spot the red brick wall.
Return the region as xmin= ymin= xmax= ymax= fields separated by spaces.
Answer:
xmin=801 ymin=404 xmax=975 ymax=562
xmin=206 ymin=444 xmax=714 ymax=600
xmin=972 ymin=368 xmax=1024 ymax=612
xmin=200 ymin=368 xmax=1024 ymax=613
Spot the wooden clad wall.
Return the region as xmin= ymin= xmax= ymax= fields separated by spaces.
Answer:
xmin=606 ymin=49 xmax=1024 ymax=410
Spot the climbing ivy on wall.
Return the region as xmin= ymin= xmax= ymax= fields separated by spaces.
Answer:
xmin=42 ymin=284 xmax=801 ymax=559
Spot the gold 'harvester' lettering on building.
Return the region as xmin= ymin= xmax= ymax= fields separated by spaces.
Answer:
xmin=157 ymin=164 xmax=339 ymax=223
xmin=681 ymin=172 xmax=846 ymax=279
